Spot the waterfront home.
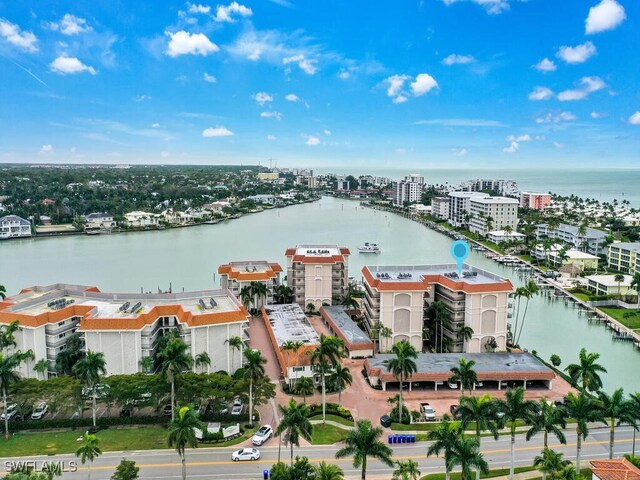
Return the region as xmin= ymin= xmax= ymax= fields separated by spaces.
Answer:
xmin=123 ymin=211 xmax=160 ymax=228
xmin=361 ymin=264 xmax=513 ymax=353
xmin=0 ymin=284 xmax=250 ymax=377
xmin=487 ymin=230 xmax=526 ymax=244
xmin=160 ymin=209 xmax=193 ymax=225
xmin=585 ymin=274 xmax=633 ymax=296
xmin=0 ymin=214 xmax=32 ymax=238
xmin=203 ymin=200 xmax=232 ymax=214
xmin=608 ymin=242 xmax=640 ymax=275
xmin=83 ymin=212 xmax=116 ymax=230
xmin=409 ymin=204 xmax=431 ymax=216
xmin=218 ymin=260 xmax=283 ymax=308
xmin=285 ymin=245 xmax=351 ymax=309
xmin=533 ymin=245 xmax=599 ymax=270
xmin=246 ymin=194 xmax=276 ymax=205
xmin=536 ymin=222 xmax=607 ymax=255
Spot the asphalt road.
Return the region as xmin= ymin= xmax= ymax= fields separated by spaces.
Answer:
xmin=1 ymin=426 xmax=637 ymax=480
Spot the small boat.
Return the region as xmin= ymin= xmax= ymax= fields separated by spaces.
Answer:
xmin=0 ymin=232 xmax=11 ymax=240
xmin=358 ymin=243 xmax=381 ymax=254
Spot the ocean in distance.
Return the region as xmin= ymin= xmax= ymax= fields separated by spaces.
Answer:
xmin=316 ymin=167 xmax=640 ymax=207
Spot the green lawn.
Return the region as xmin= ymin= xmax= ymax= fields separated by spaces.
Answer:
xmin=420 ymin=465 xmax=536 ymax=480
xmin=309 ymin=414 xmax=354 ymax=427
xmin=600 ymin=307 xmax=640 ymax=330
xmin=572 ymin=292 xmax=592 ymax=302
xmin=310 ymin=424 xmax=349 ymax=445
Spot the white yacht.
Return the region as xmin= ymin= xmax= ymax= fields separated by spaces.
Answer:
xmin=358 ymin=243 xmax=381 ymax=254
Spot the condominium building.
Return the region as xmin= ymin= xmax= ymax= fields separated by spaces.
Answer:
xmin=431 ymin=197 xmax=450 ymax=220
xmin=608 ymin=242 xmax=640 ymax=275
xmin=459 ymin=179 xmax=519 ymax=197
xmin=285 ymin=245 xmax=350 ymax=309
xmin=448 ymin=192 xmax=487 ymax=227
xmin=585 ymin=275 xmax=633 ymax=296
xmin=0 ymin=284 xmax=250 ymax=378
xmin=361 ymin=264 xmax=513 ymax=353
xmin=520 ymin=192 xmax=551 ymax=210
xmin=468 ymin=196 xmax=519 ymax=236
xmin=0 ymin=215 xmax=31 ymax=238
xmin=218 ymin=261 xmax=283 ymax=307
xmin=536 ymin=223 xmax=608 ymax=256
xmin=393 ymin=174 xmax=425 ymax=206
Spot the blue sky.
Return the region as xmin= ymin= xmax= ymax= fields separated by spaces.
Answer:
xmin=0 ymin=0 xmax=639 ymax=168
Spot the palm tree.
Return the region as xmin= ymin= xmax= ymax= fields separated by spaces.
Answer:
xmin=577 ymin=222 xmax=588 ymax=252
xmin=0 ymin=320 xmax=19 ymax=350
xmin=0 ymin=284 xmax=5 ymax=300
xmin=457 ymin=325 xmax=474 ymax=349
xmin=503 ymin=225 xmax=513 ymax=241
xmin=449 ymin=357 xmax=478 ymax=397
xmin=457 ymin=395 xmax=500 ymax=480
xmin=526 ymin=399 xmax=567 ymax=480
xmin=533 ymin=448 xmax=571 ymax=480
xmin=392 ymin=459 xmax=421 ymax=480
xmin=448 ymin=435 xmax=489 ymax=480
xmin=316 ymin=461 xmax=345 ymax=480
xmin=329 ymin=364 xmax=353 ymax=406
xmin=244 ymin=348 xmax=266 ymax=427
xmin=168 ymin=406 xmax=203 ymax=480
xmin=380 ymin=327 xmax=393 ymax=352
xmin=73 ymin=350 xmax=107 ymax=429
xmin=598 ymin=388 xmax=633 ymax=459
xmin=33 ymin=358 xmax=49 ymax=380
xmin=281 ymin=340 xmax=297 ymax=381
xmin=335 ymin=419 xmax=393 ymax=480
xmin=294 ymin=376 xmax=315 ymax=403
xmin=239 ymin=285 xmax=253 ymax=311
xmin=75 ymin=432 xmax=102 ymax=480
xmin=194 ymin=352 xmax=211 ymax=373
xmin=158 ymin=338 xmax=193 ymax=420
xmin=1 ymin=350 xmax=33 ymax=439
xmin=494 ymin=387 xmax=539 ymax=480
xmin=614 ymin=273 xmax=625 ymax=300
xmin=341 ymin=293 xmax=359 ymax=311
xmin=629 ymin=392 xmax=640 ymax=457
xmin=630 ymin=273 xmax=640 ymax=309
xmin=250 ymin=281 xmax=268 ymax=308
xmin=224 ymin=335 xmax=243 ymax=373
xmin=309 ymin=334 xmax=345 ymax=424
xmin=139 ymin=356 xmax=154 ymax=374
xmin=565 ymin=347 xmax=608 ymax=392
xmin=430 ymin=301 xmax=451 ymax=353
xmin=382 ymin=340 xmax=417 ymax=424
xmin=426 ymin=415 xmax=461 ymax=480
xmin=563 ymin=392 xmax=603 ymax=473
xmin=275 ymin=399 xmax=312 ymax=465
xmin=306 ymin=303 xmax=317 ymax=315
xmin=514 ymin=280 xmax=540 ymax=346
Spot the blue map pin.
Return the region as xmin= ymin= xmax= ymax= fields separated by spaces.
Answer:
xmin=451 ymin=240 xmax=470 ymax=276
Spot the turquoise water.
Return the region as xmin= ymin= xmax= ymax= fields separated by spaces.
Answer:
xmin=317 ymin=167 xmax=640 ymax=208
xmin=0 ymin=196 xmax=637 ymax=392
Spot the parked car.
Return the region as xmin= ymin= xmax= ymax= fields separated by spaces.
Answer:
xmin=447 ymin=381 xmax=458 ymax=389
xmin=231 ymin=448 xmax=260 ymax=461
xmin=474 ymin=381 xmax=484 ymax=388
xmin=231 ymin=398 xmax=244 ymax=415
xmin=31 ymin=402 xmax=48 ymax=420
xmin=421 ymin=403 xmax=436 ymax=421
xmin=162 ymin=404 xmax=172 ymax=417
xmin=252 ymin=425 xmax=273 ymax=446
xmin=1 ymin=404 xmax=19 ymax=421
xmin=380 ymin=414 xmax=392 ymax=427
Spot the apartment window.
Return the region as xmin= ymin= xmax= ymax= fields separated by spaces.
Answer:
xmin=58 ymin=333 xmax=66 ymax=339
xmin=58 ymin=321 xmax=65 ymax=326
xmin=293 ymin=366 xmax=305 ymax=372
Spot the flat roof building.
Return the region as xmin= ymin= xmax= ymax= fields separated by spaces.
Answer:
xmin=537 ymin=223 xmax=607 ymax=256
xmin=0 ymin=284 xmax=249 ymax=377
xmin=608 ymin=242 xmax=640 ymax=275
xmin=362 ymin=264 xmax=513 ymax=354
xmin=319 ymin=306 xmax=374 ymax=358
xmin=285 ymin=245 xmax=350 ymax=309
xmin=520 ymin=192 xmax=551 ymax=210
xmin=218 ymin=261 xmax=283 ymax=308
xmin=365 ymin=352 xmax=555 ymax=391
xmin=585 ymin=274 xmax=633 ymax=296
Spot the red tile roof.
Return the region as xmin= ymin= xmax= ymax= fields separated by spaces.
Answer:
xmin=591 ymin=460 xmax=640 ymax=480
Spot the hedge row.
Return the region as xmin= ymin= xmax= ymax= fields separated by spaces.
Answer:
xmin=306 ymin=402 xmax=353 ymax=421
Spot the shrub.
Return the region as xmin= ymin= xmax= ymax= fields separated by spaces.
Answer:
xmin=550 ymin=354 xmax=562 ymax=367
xmin=389 ymin=405 xmax=410 ymax=425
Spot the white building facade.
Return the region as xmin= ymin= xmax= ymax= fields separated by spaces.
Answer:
xmin=0 ymin=215 xmax=32 ymax=238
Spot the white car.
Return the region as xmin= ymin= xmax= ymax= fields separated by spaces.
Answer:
xmin=231 ymin=398 xmax=244 ymax=415
xmin=31 ymin=402 xmax=48 ymax=420
xmin=422 ymin=403 xmax=436 ymax=421
xmin=252 ymin=425 xmax=273 ymax=446
xmin=447 ymin=381 xmax=458 ymax=389
xmin=1 ymin=404 xmax=19 ymax=421
xmin=231 ymin=448 xmax=260 ymax=462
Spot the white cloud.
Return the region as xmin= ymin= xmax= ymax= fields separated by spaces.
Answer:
xmin=528 ymin=86 xmax=553 ymax=101
xmin=50 ymin=56 xmax=96 ymax=75
xmin=452 ymin=148 xmax=468 ymax=156
xmin=260 ymin=111 xmax=282 ymax=120
xmin=533 ymin=58 xmax=556 ymax=72
xmin=285 ymin=93 xmax=299 ymax=102
xmin=48 ymin=14 xmax=91 ymax=35
xmin=557 ymin=41 xmax=596 ymax=64
xmin=202 ymin=126 xmax=234 ymax=137
xmin=553 ymin=141 xmax=564 ymax=149
xmin=393 ymin=95 xmax=408 ymax=104
xmin=503 ymin=141 xmax=519 ymax=153
xmin=324 ymin=129 xmax=332 ymax=136
xmin=253 ymin=92 xmax=273 ymax=106
xmin=152 ymin=123 xmax=160 ymax=128
xmin=187 ymin=3 xmax=211 ymax=14
xmin=629 ymin=112 xmax=640 ymax=125
xmin=535 ymin=112 xmax=576 ymax=124
xmin=134 ymin=95 xmax=151 ymax=102
xmin=506 ymin=134 xmax=532 ymax=142
xmin=590 ymin=111 xmax=607 ymax=119
xmin=165 ymin=30 xmax=219 ymax=57
xmin=411 ymin=73 xmax=439 ymax=96
xmin=385 ymin=75 xmax=410 ymax=98
xmin=338 ymin=68 xmax=351 ymax=79
xmin=203 ymin=72 xmax=216 ymax=83
xmin=442 ymin=54 xmax=475 ymax=65
xmin=558 ymin=76 xmax=606 ymax=101
xmin=441 ymin=0 xmax=512 ymax=15
xmin=586 ymin=0 xmax=626 ymax=34
xmin=214 ymin=2 xmax=252 ymax=22
xmin=160 ymin=151 xmax=170 ymax=158
xmin=0 ymin=19 xmax=38 ymax=51
xmin=39 ymin=144 xmax=54 ymax=155
xmin=267 ymin=135 xmax=277 ymax=141
xmin=283 ymin=54 xmax=318 ymax=74
xmin=305 ymin=136 xmax=320 ymax=146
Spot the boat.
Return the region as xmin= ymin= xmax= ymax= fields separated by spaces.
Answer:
xmin=358 ymin=243 xmax=381 ymax=254
xmin=0 ymin=232 xmax=11 ymax=240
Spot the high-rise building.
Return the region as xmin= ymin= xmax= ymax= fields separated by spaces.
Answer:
xmin=285 ymin=245 xmax=350 ymax=309
xmin=520 ymin=192 xmax=552 ymax=210
xmin=468 ymin=196 xmax=519 ymax=236
xmin=431 ymin=197 xmax=451 ymax=220
xmin=393 ymin=174 xmax=425 ymax=206
xmin=218 ymin=261 xmax=283 ymax=308
xmin=459 ymin=179 xmax=519 ymax=197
